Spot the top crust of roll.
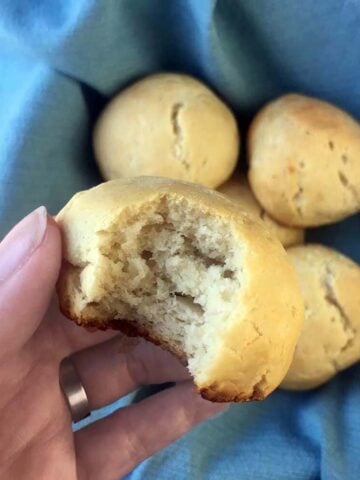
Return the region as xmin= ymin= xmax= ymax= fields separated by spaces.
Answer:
xmin=56 ymin=177 xmax=304 ymax=402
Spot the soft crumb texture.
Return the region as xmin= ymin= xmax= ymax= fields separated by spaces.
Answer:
xmin=248 ymin=94 xmax=360 ymax=227
xmin=93 ymin=73 xmax=239 ymax=188
xmin=282 ymin=245 xmax=360 ymax=390
xmin=56 ymin=177 xmax=304 ymax=402
xmin=218 ymin=175 xmax=304 ymax=247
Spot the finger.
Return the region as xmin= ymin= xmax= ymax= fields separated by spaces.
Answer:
xmin=41 ymin=298 xmax=118 ymax=357
xmin=0 ymin=208 xmax=61 ymax=356
xmin=75 ymin=381 xmax=228 ymax=480
xmin=72 ymin=336 xmax=190 ymax=409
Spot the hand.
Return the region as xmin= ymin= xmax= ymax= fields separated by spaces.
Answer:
xmin=0 ymin=207 xmax=226 ymax=480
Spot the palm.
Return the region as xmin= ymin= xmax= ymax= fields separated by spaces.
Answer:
xmin=0 ymin=305 xmax=102 ymax=479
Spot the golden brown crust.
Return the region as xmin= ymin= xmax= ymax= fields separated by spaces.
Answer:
xmin=61 ymin=299 xmax=272 ymax=403
xmin=281 ymin=244 xmax=360 ymax=390
xmin=218 ymin=175 xmax=304 ymax=247
xmin=94 ymin=73 xmax=239 ymax=188
xmin=59 ymin=300 xmax=188 ymax=364
xmin=56 ymin=177 xmax=304 ymax=403
xmin=60 ymin=295 xmax=267 ymax=403
xmin=199 ymin=386 xmax=265 ymax=403
xmin=248 ymin=93 xmax=360 ymax=227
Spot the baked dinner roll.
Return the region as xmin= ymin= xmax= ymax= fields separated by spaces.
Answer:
xmin=218 ymin=175 xmax=304 ymax=247
xmin=56 ymin=177 xmax=304 ymax=402
xmin=282 ymin=245 xmax=360 ymax=391
xmin=94 ymin=73 xmax=239 ymax=188
xmin=248 ymin=94 xmax=360 ymax=227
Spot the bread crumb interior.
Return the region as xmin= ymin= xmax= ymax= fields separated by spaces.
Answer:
xmin=80 ymin=197 xmax=242 ymax=379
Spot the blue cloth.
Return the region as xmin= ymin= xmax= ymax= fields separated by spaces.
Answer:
xmin=0 ymin=1 xmax=359 ymax=478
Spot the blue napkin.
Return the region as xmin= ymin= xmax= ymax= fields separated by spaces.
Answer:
xmin=0 ymin=1 xmax=359 ymax=478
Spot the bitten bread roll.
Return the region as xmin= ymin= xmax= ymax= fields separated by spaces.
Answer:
xmin=93 ymin=73 xmax=239 ymax=188
xmin=248 ymin=94 xmax=360 ymax=227
xmin=218 ymin=176 xmax=304 ymax=247
xmin=282 ymin=245 xmax=360 ymax=391
xmin=56 ymin=177 xmax=304 ymax=402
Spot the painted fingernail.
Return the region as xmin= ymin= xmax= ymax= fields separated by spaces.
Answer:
xmin=0 ymin=206 xmax=48 ymax=283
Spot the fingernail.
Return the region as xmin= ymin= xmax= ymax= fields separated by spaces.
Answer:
xmin=0 ymin=206 xmax=48 ymax=283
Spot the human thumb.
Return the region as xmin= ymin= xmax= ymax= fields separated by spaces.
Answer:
xmin=0 ymin=207 xmax=61 ymax=355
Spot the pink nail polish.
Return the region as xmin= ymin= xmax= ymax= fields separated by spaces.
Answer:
xmin=0 ymin=206 xmax=48 ymax=284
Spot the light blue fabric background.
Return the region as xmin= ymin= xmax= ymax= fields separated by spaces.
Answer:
xmin=0 ymin=1 xmax=359 ymax=478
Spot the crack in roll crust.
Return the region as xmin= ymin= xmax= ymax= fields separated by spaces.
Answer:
xmin=93 ymin=73 xmax=239 ymax=188
xmin=282 ymin=244 xmax=360 ymax=390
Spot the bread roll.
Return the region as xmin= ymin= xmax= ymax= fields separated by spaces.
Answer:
xmin=56 ymin=177 xmax=304 ymax=402
xmin=94 ymin=73 xmax=239 ymax=188
xmin=282 ymin=245 xmax=360 ymax=390
xmin=248 ymin=94 xmax=360 ymax=227
xmin=218 ymin=176 xmax=304 ymax=247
